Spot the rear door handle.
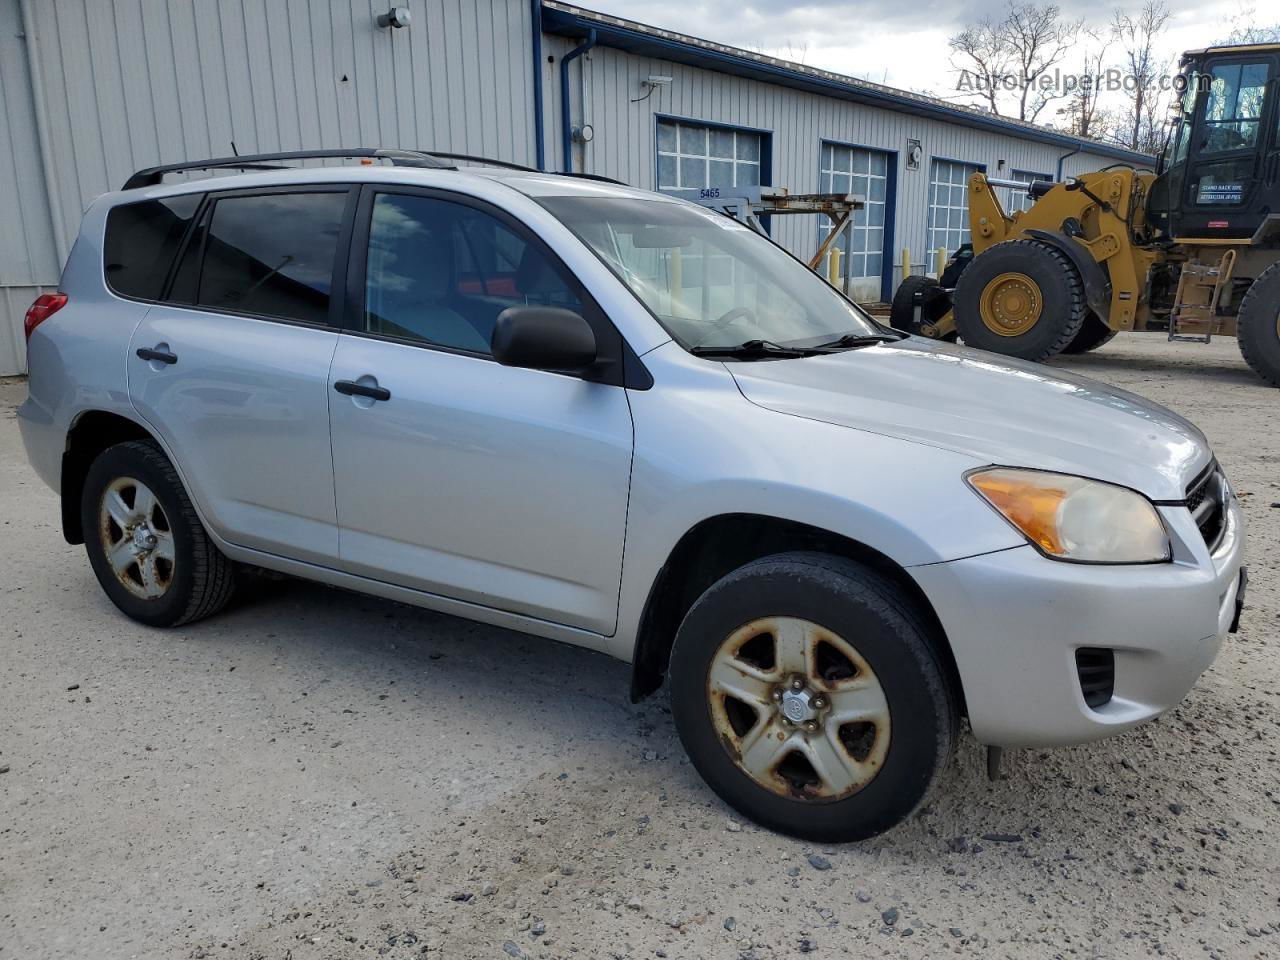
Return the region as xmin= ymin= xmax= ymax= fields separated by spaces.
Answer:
xmin=334 ymin=379 xmax=391 ymax=402
xmin=136 ymin=346 xmax=178 ymax=365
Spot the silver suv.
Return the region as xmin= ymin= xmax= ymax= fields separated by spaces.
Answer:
xmin=19 ymin=149 xmax=1246 ymax=841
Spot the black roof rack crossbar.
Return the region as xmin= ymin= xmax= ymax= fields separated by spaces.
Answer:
xmin=122 ymin=148 xmax=455 ymax=190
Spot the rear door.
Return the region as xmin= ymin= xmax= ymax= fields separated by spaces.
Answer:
xmin=326 ymin=186 xmax=634 ymax=634
xmin=125 ymin=186 xmax=355 ymax=565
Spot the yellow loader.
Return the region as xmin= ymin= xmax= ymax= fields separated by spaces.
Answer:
xmin=890 ymin=43 xmax=1280 ymax=386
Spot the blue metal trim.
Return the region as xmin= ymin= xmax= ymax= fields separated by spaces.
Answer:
xmin=560 ymin=29 xmax=597 ymax=173
xmin=818 ymin=138 xmax=897 ymax=301
xmin=531 ymin=0 xmax=546 ymax=170
xmin=541 ymin=5 xmax=1153 ymax=166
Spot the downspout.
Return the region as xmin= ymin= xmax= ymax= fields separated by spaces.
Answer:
xmin=560 ymin=29 xmax=597 ymax=173
xmin=529 ymin=0 xmax=546 ymax=170
xmin=19 ymin=0 xmax=69 ymax=267
xmin=1056 ymin=144 xmax=1082 ymax=182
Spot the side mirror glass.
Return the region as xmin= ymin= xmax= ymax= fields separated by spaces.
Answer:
xmin=491 ymin=306 xmax=597 ymax=373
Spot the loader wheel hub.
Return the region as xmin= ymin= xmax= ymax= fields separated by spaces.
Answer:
xmin=980 ymin=272 xmax=1043 ymax=336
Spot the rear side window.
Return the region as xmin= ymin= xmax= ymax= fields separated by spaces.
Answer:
xmin=189 ymin=191 xmax=348 ymax=325
xmin=103 ymin=195 xmax=201 ymax=300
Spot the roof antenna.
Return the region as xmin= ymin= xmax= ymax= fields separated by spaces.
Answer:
xmin=230 ymin=141 xmax=239 ymax=157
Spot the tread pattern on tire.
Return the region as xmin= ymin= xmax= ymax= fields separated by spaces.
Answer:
xmin=953 ymin=238 xmax=1087 ymax=361
xmin=113 ymin=440 xmax=237 ymax=625
xmin=1236 ymin=261 xmax=1280 ymax=387
xmin=1061 ymin=313 xmax=1118 ymax=354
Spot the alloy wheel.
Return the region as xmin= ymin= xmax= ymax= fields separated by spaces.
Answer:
xmin=707 ymin=616 xmax=891 ymax=801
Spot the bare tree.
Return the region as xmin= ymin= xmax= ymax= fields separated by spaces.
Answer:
xmin=1112 ymin=0 xmax=1172 ymax=151
xmin=1006 ymin=3 xmax=1083 ymax=121
xmin=950 ymin=17 xmax=1010 ymax=115
xmin=950 ymin=3 xmax=1081 ymax=121
xmin=1055 ymin=26 xmax=1110 ymax=137
xmin=1223 ymin=4 xmax=1280 ymax=43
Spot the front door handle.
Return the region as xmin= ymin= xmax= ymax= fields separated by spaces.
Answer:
xmin=136 ymin=346 xmax=178 ymax=365
xmin=334 ymin=379 xmax=391 ymax=402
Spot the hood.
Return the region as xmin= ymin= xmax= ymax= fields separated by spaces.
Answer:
xmin=730 ymin=337 xmax=1210 ymax=500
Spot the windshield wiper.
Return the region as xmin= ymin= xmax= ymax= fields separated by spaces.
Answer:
xmin=690 ymin=339 xmax=824 ymax=360
xmin=812 ymin=332 xmax=905 ymax=350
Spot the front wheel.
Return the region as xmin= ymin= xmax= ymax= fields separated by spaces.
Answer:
xmin=952 ymin=239 xmax=1087 ymax=361
xmin=669 ymin=552 xmax=957 ymax=841
xmin=81 ymin=440 xmax=237 ymax=627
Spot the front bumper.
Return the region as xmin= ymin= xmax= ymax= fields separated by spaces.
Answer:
xmin=911 ymin=495 xmax=1244 ymax=748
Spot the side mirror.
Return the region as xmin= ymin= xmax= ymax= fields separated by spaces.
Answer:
xmin=491 ymin=306 xmax=597 ymax=373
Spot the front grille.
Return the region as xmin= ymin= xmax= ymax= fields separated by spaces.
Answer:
xmin=1185 ymin=463 xmax=1227 ymax=552
xmin=1075 ymin=648 xmax=1115 ymax=709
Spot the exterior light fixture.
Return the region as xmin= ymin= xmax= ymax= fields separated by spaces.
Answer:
xmin=572 ymin=124 xmax=594 ymax=143
xmin=377 ymin=6 xmax=411 ymax=28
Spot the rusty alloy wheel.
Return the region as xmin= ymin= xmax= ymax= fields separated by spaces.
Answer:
xmin=707 ymin=616 xmax=891 ymax=801
xmin=98 ymin=475 xmax=176 ymax=600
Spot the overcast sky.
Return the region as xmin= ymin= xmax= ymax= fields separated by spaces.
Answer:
xmin=581 ymin=0 xmax=1259 ymax=117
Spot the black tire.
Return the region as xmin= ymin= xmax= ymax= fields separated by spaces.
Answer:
xmin=81 ymin=440 xmax=237 ymax=627
xmin=1237 ymin=262 xmax=1280 ymax=387
xmin=952 ymin=238 xmax=1087 ymax=361
xmin=668 ymin=552 xmax=958 ymax=842
xmin=889 ymin=275 xmax=954 ymax=339
xmin=1060 ymin=312 xmax=1118 ymax=354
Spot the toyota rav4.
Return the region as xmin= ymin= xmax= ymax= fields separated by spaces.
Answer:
xmin=19 ymin=149 xmax=1246 ymax=840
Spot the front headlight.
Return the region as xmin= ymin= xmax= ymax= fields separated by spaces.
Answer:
xmin=967 ymin=467 xmax=1171 ymax=563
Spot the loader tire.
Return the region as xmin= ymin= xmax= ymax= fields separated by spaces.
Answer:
xmin=1237 ymin=262 xmax=1280 ymax=387
xmin=889 ymin=275 xmax=954 ymax=339
xmin=952 ymin=239 xmax=1087 ymax=362
xmin=1061 ymin=312 xmax=1118 ymax=354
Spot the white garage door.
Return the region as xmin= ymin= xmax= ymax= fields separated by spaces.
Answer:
xmin=927 ymin=159 xmax=982 ymax=262
xmin=819 ymin=143 xmax=889 ymax=301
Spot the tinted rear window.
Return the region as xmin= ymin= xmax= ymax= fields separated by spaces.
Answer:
xmin=195 ymin=191 xmax=347 ymax=325
xmin=103 ymin=194 xmax=202 ymax=300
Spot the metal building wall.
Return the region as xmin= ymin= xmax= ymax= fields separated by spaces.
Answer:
xmin=0 ymin=0 xmax=537 ymax=375
xmin=549 ymin=38 xmax=1129 ymax=295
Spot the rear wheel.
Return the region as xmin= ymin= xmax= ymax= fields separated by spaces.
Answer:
xmin=952 ymin=239 xmax=1087 ymax=361
xmin=669 ymin=552 xmax=957 ymax=842
xmin=81 ymin=440 xmax=237 ymax=627
xmin=1061 ymin=312 xmax=1118 ymax=354
xmin=1237 ymin=263 xmax=1280 ymax=387
xmin=889 ymin=275 xmax=954 ymax=339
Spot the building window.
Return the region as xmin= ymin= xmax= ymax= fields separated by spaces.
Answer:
xmin=1005 ymin=169 xmax=1052 ymax=215
xmin=927 ymin=158 xmax=982 ymax=259
xmin=818 ymin=143 xmax=889 ymax=297
xmin=657 ymin=119 xmax=762 ymax=189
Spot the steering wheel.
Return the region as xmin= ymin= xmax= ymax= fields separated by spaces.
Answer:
xmin=691 ymin=306 xmax=758 ymax=347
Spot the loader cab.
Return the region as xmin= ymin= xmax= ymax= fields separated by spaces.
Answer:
xmin=1149 ymin=45 xmax=1280 ymax=241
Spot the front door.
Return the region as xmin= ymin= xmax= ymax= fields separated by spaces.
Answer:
xmin=127 ymin=187 xmax=353 ymax=564
xmin=327 ymin=188 xmax=634 ymax=634
xmin=1181 ymin=55 xmax=1277 ymax=237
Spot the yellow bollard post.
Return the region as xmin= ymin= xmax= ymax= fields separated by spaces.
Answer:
xmin=935 ymin=247 xmax=946 ymax=277
xmin=901 ymin=248 xmax=910 ymax=285
xmin=827 ymin=248 xmax=842 ymax=288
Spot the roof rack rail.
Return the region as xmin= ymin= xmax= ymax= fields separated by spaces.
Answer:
xmin=423 ymin=151 xmax=625 ymax=185
xmin=122 ymin=148 xmax=455 ymax=190
xmin=122 ymin=146 xmax=629 ymax=191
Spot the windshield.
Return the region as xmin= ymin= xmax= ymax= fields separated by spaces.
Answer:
xmin=538 ymin=196 xmax=882 ymax=351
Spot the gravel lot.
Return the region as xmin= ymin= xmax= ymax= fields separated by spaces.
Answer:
xmin=2 ymin=333 xmax=1278 ymax=960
